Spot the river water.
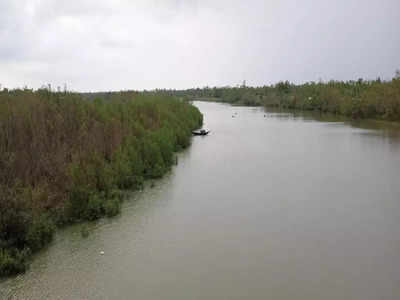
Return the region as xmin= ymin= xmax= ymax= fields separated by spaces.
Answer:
xmin=1 ymin=101 xmax=400 ymax=299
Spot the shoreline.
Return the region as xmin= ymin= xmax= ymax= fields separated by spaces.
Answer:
xmin=0 ymin=90 xmax=203 ymax=277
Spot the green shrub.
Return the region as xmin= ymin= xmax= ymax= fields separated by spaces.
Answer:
xmin=0 ymin=248 xmax=29 ymax=276
xmin=112 ymin=149 xmax=135 ymax=189
xmin=141 ymin=137 xmax=166 ymax=178
xmin=0 ymin=89 xmax=203 ymax=277
xmin=26 ymin=215 xmax=55 ymax=252
xmin=85 ymin=193 xmax=105 ymax=221
xmin=170 ymin=75 xmax=400 ymax=121
xmin=67 ymin=185 xmax=93 ymax=221
xmin=104 ymin=197 xmax=121 ymax=218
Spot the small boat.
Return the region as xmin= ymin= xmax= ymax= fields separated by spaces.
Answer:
xmin=192 ymin=129 xmax=210 ymax=136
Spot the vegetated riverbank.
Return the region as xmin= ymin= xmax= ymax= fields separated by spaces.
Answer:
xmin=169 ymin=73 xmax=400 ymax=121
xmin=0 ymin=89 xmax=202 ymax=277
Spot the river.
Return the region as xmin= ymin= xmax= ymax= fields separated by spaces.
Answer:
xmin=1 ymin=101 xmax=400 ymax=299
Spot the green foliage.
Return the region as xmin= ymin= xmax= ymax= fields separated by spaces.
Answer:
xmin=85 ymin=193 xmax=105 ymax=221
xmin=0 ymin=248 xmax=30 ymax=276
xmin=141 ymin=137 xmax=166 ymax=178
xmin=112 ymin=148 xmax=136 ymax=189
xmin=26 ymin=214 xmax=55 ymax=252
xmin=104 ymin=197 xmax=121 ymax=218
xmin=0 ymin=89 xmax=203 ymax=277
xmin=0 ymin=185 xmax=32 ymax=250
xmin=169 ymin=74 xmax=400 ymax=121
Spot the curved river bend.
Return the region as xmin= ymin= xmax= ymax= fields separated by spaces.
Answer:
xmin=1 ymin=101 xmax=400 ymax=299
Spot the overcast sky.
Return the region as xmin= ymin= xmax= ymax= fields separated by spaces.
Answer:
xmin=1 ymin=0 xmax=399 ymax=91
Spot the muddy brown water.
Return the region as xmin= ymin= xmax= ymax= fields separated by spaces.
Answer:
xmin=1 ymin=101 xmax=399 ymax=299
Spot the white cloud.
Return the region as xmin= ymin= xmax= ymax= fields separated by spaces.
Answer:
xmin=0 ymin=0 xmax=399 ymax=91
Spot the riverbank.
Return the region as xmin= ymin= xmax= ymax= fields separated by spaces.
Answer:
xmin=171 ymin=75 xmax=400 ymax=122
xmin=0 ymin=89 xmax=202 ymax=277
xmin=2 ymin=101 xmax=399 ymax=299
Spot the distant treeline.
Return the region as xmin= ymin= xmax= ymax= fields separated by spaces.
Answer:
xmin=166 ymin=73 xmax=400 ymax=121
xmin=0 ymin=89 xmax=202 ymax=276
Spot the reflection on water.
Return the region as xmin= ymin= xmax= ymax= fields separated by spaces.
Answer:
xmin=1 ymin=102 xmax=400 ymax=300
xmin=264 ymin=107 xmax=400 ymax=151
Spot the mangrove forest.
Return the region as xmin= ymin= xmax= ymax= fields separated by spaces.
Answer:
xmin=169 ymin=72 xmax=400 ymax=121
xmin=0 ymin=89 xmax=202 ymax=276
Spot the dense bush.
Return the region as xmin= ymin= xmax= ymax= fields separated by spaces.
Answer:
xmin=0 ymin=248 xmax=29 ymax=276
xmin=0 ymin=89 xmax=202 ymax=276
xmin=170 ymin=73 xmax=400 ymax=121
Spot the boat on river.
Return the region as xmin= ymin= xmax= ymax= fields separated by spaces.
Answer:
xmin=192 ymin=129 xmax=210 ymax=136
